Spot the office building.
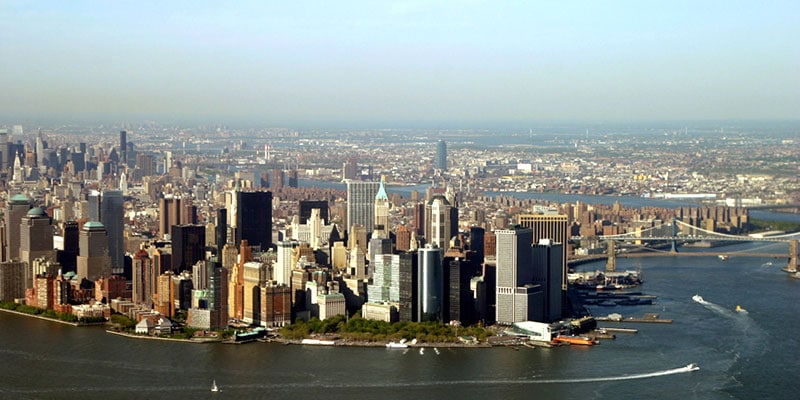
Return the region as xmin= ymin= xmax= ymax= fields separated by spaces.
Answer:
xmin=425 ymin=195 xmax=456 ymax=250
xmin=532 ymin=239 xmax=564 ymax=322
xmin=346 ymin=180 xmax=380 ymax=233
xmin=20 ymin=208 xmax=55 ymax=288
xmin=76 ymin=222 xmax=112 ymax=282
xmin=436 ymin=140 xmax=447 ymax=171
xmin=517 ymin=213 xmax=570 ymax=291
xmin=235 ymin=191 xmax=273 ymax=251
xmin=495 ymin=228 xmax=542 ymax=324
xmin=417 ymin=246 xmax=443 ymax=322
xmin=299 ymin=200 xmax=329 ymax=224
xmin=100 ymin=190 xmax=125 ymax=274
xmin=373 ymin=177 xmax=390 ymax=239
xmin=4 ymin=194 xmax=31 ymax=262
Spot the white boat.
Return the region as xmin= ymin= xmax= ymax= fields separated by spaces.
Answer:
xmin=718 ymin=255 xmax=728 ymax=261
xmin=386 ymin=341 xmax=409 ymax=349
xmin=735 ymin=305 xmax=748 ymax=314
xmin=692 ymin=295 xmax=705 ymax=303
xmin=211 ymin=380 xmax=220 ymax=392
xmin=686 ymin=363 xmax=700 ymax=371
xmin=419 ymin=347 xmax=425 ymax=355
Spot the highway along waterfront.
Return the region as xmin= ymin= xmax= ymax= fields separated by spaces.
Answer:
xmin=0 ymin=241 xmax=795 ymax=400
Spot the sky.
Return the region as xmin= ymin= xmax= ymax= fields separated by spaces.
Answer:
xmin=1 ymin=0 xmax=798 ymax=127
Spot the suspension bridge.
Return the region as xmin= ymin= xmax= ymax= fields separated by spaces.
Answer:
xmin=571 ymin=219 xmax=799 ymax=273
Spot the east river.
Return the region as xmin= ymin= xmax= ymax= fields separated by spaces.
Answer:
xmin=1 ymin=238 xmax=798 ymax=399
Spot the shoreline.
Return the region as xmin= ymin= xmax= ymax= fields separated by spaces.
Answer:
xmin=105 ymin=329 xmax=222 ymax=344
xmin=0 ymin=307 xmax=102 ymax=327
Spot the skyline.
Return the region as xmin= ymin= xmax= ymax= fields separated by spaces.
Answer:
xmin=2 ymin=1 xmax=799 ymax=128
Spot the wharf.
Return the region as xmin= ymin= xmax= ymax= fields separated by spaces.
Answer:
xmin=599 ymin=327 xmax=639 ymax=334
xmin=595 ymin=313 xmax=672 ymax=324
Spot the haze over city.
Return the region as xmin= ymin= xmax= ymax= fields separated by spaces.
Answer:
xmin=2 ymin=0 xmax=798 ymax=127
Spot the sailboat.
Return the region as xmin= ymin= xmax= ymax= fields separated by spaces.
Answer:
xmin=211 ymin=380 xmax=220 ymax=392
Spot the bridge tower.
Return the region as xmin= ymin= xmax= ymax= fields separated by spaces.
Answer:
xmin=786 ymin=240 xmax=798 ymax=273
xmin=670 ymin=218 xmax=679 ymax=253
xmin=606 ymin=240 xmax=616 ymax=272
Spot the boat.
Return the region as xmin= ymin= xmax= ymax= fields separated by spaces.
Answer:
xmin=211 ymin=380 xmax=220 ymax=392
xmin=419 ymin=347 xmax=425 ymax=355
xmin=718 ymin=255 xmax=728 ymax=261
xmin=553 ymin=335 xmax=598 ymax=346
xmin=686 ymin=363 xmax=700 ymax=371
xmin=692 ymin=295 xmax=705 ymax=303
xmin=735 ymin=305 xmax=748 ymax=314
xmin=386 ymin=341 xmax=409 ymax=349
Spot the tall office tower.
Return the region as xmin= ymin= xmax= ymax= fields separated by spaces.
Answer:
xmin=275 ymin=240 xmax=298 ymax=286
xmin=425 ymin=195 xmax=453 ymax=250
xmin=172 ymin=225 xmax=206 ymax=271
xmin=299 ymin=200 xmax=329 ymax=224
xmin=532 ymin=239 xmax=564 ymax=322
xmin=395 ymin=224 xmax=411 ymax=252
xmin=444 ymin=257 xmax=477 ymax=325
xmin=0 ymin=129 xmax=8 ymax=171
xmin=342 ymin=157 xmax=358 ymax=181
xmin=367 ymin=253 xmax=408 ymax=303
xmin=132 ymin=248 xmax=152 ymax=306
xmin=368 ymin=237 xmax=392 ymax=267
xmin=414 ymin=202 xmax=425 ymax=236
xmin=192 ymin=261 xmax=208 ymax=291
xmin=20 ymin=208 xmax=55 ymax=288
xmin=100 ymin=190 xmax=124 ymax=274
xmin=495 ymin=227 xmax=541 ymax=324
xmin=469 ymin=226 xmax=485 ymax=264
xmin=243 ymin=260 xmax=267 ymax=325
xmin=119 ymin=130 xmax=127 ymax=165
xmin=373 ymin=177 xmax=390 ymax=239
xmin=215 ymin=208 xmax=227 ymax=250
xmin=155 ymin=271 xmax=174 ymax=317
xmin=35 ymin=133 xmax=44 ymax=168
xmin=207 ymin=258 xmax=228 ymax=330
xmin=235 ymin=191 xmax=273 ymax=251
xmin=287 ymin=169 xmax=298 ymax=188
xmin=398 ymin=251 xmax=418 ymax=322
xmin=272 ymin=169 xmax=285 ymax=189
xmin=0 ymin=260 xmax=27 ymax=301
xmin=4 ymin=194 xmax=31 ymax=262
xmin=484 ymin=231 xmax=497 ymax=260
xmin=158 ymin=195 xmax=182 ymax=239
xmin=417 ymin=246 xmax=444 ymax=322
xmin=346 ymin=180 xmax=380 ymax=234
xmin=76 ymin=222 xmax=112 ymax=282
xmin=436 ymin=140 xmax=447 ymax=171
xmin=57 ymin=221 xmax=79 ymax=273
xmin=517 ymin=213 xmax=570 ymax=291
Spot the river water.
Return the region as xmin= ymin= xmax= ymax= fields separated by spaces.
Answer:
xmin=1 ymin=240 xmax=797 ymax=399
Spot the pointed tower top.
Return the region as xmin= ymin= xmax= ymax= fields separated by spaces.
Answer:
xmin=375 ymin=175 xmax=388 ymax=200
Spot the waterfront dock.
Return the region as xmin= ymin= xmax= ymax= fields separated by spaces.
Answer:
xmin=595 ymin=313 xmax=673 ymax=324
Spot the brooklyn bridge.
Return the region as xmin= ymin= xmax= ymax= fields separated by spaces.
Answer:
xmin=571 ymin=219 xmax=799 ymax=274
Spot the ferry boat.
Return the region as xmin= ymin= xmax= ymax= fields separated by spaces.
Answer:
xmin=553 ymin=335 xmax=598 ymax=346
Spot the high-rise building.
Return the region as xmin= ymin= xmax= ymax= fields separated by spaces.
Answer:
xmin=132 ymin=248 xmax=153 ymax=306
xmin=495 ymin=228 xmax=542 ymax=324
xmin=56 ymin=221 xmax=79 ymax=273
xmin=342 ymin=157 xmax=358 ymax=181
xmin=299 ymin=200 xmax=329 ymax=224
xmin=100 ymin=190 xmax=124 ymax=274
xmin=158 ymin=195 xmax=183 ymax=239
xmin=469 ymin=226 xmax=485 ymax=264
xmin=172 ymin=225 xmax=206 ymax=271
xmin=272 ymin=169 xmax=285 ymax=189
xmin=395 ymin=224 xmax=411 ymax=252
xmin=346 ymin=180 xmax=380 ymax=233
xmin=373 ymin=177 xmax=390 ymax=239
xmin=215 ymin=208 xmax=227 ymax=250
xmin=517 ymin=213 xmax=570 ymax=291
xmin=20 ymin=207 xmax=55 ymax=288
xmin=398 ymin=251 xmax=418 ymax=322
xmin=275 ymin=240 xmax=298 ymax=287
xmin=119 ymin=130 xmax=127 ymax=166
xmin=207 ymin=258 xmax=228 ymax=330
xmin=235 ymin=191 xmax=273 ymax=251
xmin=425 ymin=195 xmax=454 ymax=250
xmin=417 ymin=246 xmax=443 ymax=322
xmin=366 ymin=253 xmax=406 ymax=304
xmin=4 ymin=194 xmax=31 ymax=262
xmin=0 ymin=260 xmax=27 ymax=301
xmin=436 ymin=140 xmax=447 ymax=171
xmin=76 ymin=222 xmax=112 ymax=282
xmin=532 ymin=239 xmax=564 ymax=322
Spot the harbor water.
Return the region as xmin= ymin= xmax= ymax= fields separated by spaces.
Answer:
xmin=1 ymin=241 xmax=798 ymax=399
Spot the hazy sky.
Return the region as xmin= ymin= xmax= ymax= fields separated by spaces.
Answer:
xmin=1 ymin=1 xmax=798 ymax=127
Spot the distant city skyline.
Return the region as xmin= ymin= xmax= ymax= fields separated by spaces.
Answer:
xmin=1 ymin=1 xmax=798 ymax=127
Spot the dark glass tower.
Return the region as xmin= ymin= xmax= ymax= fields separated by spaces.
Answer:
xmin=173 ymin=224 xmax=206 ymax=271
xmin=235 ymin=191 xmax=273 ymax=251
xmin=299 ymin=200 xmax=329 ymax=224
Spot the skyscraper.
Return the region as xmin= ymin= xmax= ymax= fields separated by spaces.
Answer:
xmin=4 ymin=194 xmax=31 ymax=262
xmin=532 ymin=239 xmax=564 ymax=322
xmin=20 ymin=207 xmax=55 ymax=288
xmin=436 ymin=140 xmax=447 ymax=171
xmin=76 ymin=222 xmax=112 ymax=282
xmin=235 ymin=191 xmax=273 ymax=251
xmin=517 ymin=213 xmax=570 ymax=291
xmin=346 ymin=180 xmax=380 ymax=233
xmin=373 ymin=177 xmax=390 ymax=239
xmin=495 ymin=227 xmax=541 ymax=324
xmin=172 ymin=225 xmax=206 ymax=271
xmin=119 ymin=130 xmax=127 ymax=166
xmin=100 ymin=190 xmax=124 ymax=274
xmin=159 ymin=195 xmax=183 ymax=239
xmin=299 ymin=200 xmax=328 ymax=224
xmin=417 ymin=246 xmax=443 ymax=322
xmin=425 ymin=195 xmax=453 ymax=250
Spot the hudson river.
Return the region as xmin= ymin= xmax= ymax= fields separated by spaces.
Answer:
xmin=1 ymin=240 xmax=797 ymax=399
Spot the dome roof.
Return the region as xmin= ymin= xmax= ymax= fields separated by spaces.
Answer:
xmin=9 ymin=194 xmax=31 ymax=204
xmin=26 ymin=207 xmax=47 ymax=217
xmin=83 ymin=221 xmax=105 ymax=230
